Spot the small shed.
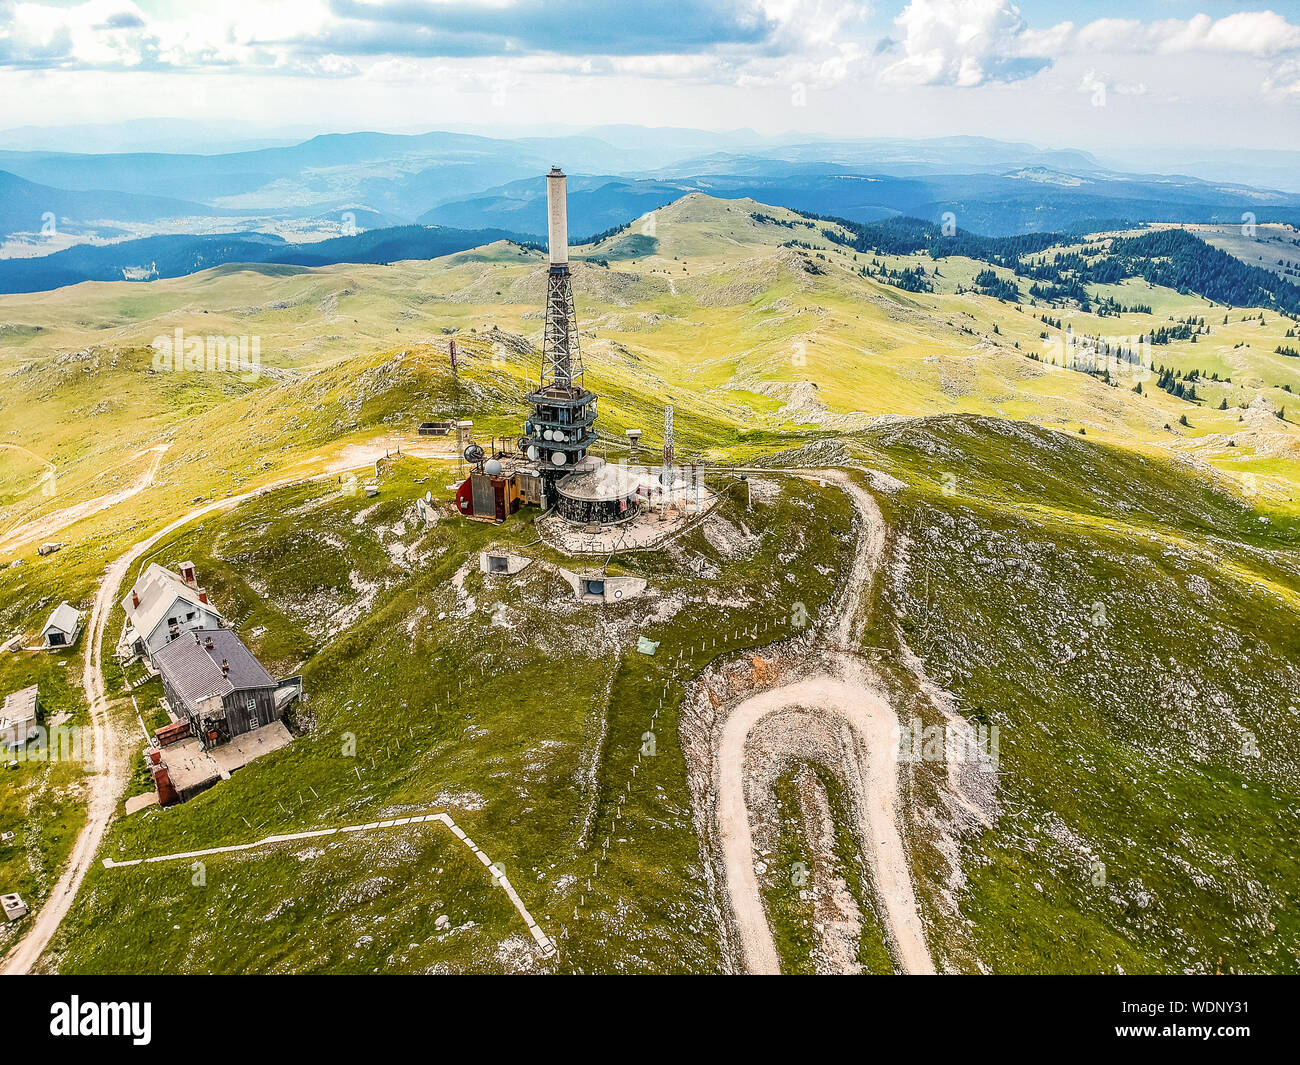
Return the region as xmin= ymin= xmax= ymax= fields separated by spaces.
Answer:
xmin=154 ymin=719 xmax=192 ymax=747
xmin=40 ymin=602 xmax=81 ymax=649
xmin=458 ymin=469 xmax=523 ymax=523
xmin=0 ymin=685 xmax=40 ymax=749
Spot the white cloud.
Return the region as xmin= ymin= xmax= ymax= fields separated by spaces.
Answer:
xmin=1264 ymin=56 xmax=1300 ymax=95
xmin=1078 ymin=12 xmax=1300 ymax=57
xmin=0 ymin=0 xmax=1297 ymax=140
xmin=877 ymin=1 xmax=1300 ymax=99
xmin=880 ymin=0 xmax=1056 ymax=87
xmin=0 ymin=0 xmax=158 ymax=67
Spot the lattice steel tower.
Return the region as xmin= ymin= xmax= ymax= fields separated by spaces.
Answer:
xmin=520 ymin=168 xmax=597 ymax=501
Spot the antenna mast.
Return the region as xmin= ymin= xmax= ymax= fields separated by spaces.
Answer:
xmin=520 ymin=167 xmax=598 ymax=504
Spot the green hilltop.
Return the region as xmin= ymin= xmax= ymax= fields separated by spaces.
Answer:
xmin=1 ymin=193 xmax=1298 ymax=973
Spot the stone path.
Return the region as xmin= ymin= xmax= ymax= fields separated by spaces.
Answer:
xmin=102 ymin=810 xmax=557 ymax=958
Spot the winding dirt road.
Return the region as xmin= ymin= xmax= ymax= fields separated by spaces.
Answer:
xmin=1 ymin=437 xmax=452 ymax=975
xmin=713 ymin=470 xmax=936 ymax=975
xmin=0 ymin=445 xmax=170 ymax=555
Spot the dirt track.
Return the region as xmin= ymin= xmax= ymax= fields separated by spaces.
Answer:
xmin=711 ymin=470 xmax=936 ymax=975
xmin=1 ymin=437 xmax=451 ymax=975
xmin=0 ymin=445 xmax=169 ymax=554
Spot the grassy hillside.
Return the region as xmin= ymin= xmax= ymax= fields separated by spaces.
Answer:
xmin=5 ymin=192 xmax=1299 ymax=567
xmin=2 ymin=193 xmax=1299 ymax=973
xmin=858 ymin=415 xmax=1300 ymax=973
xmin=44 ymin=459 xmax=853 ymax=973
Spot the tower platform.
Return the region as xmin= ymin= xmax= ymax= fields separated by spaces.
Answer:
xmin=538 ymin=458 xmax=718 ymax=554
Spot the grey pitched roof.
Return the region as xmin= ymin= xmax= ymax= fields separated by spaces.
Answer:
xmin=1 ymin=685 xmax=38 ymax=727
xmin=152 ymin=629 xmax=276 ymax=712
xmin=42 ymin=602 xmax=80 ymax=635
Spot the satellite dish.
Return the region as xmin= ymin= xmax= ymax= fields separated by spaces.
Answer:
xmin=485 ymin=459 xmax=503 ymax=476
xmin=556 ymin=431 xmax=567 ymax=443
xmin=527 ymin=446 xmax=538 ymax=461
xmin=552 ymin=451 xmax=567 ymax=466
xmin=543 ymin=430 xmax=554 ymax=441
xmin=464 ymin=443 xmax=485 ymax=465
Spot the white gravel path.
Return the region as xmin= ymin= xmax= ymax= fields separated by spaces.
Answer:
xmin=712 ymin=469 xmax=936 ymax=975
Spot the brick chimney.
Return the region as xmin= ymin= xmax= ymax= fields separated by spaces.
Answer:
xmin=198 ymin=590 xmax=208 ymax=604
xmin=204 ymin=635 xmax=214 ymax=650
xmin=221 ymin=660 xmax=229 ymax=677
xmin=131 ymin=590 xmax=140 ymax=608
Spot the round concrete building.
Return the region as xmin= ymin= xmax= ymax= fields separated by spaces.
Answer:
xmin=555 ymin=456 xmax=640 ymax=525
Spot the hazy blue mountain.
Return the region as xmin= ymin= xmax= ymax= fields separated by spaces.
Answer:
xmin=0 ymin=130 xmax=641 ymax=210
xmin=422 ymin=166 xmax=1300 ymax=238
xmin=3 ymin=128 xmax=1300 ymax=270
xmin=658 ymin=136 xmax=1108 ymax=179
xmin=0 ymin=224 xmax=530 ymax=294
xmin=418 ymin=175 xmax=702 ymax=238
xmin=0 ymin=169 xmax=216 ymax=237
xmin=0 ymin=119 xmax=312 ymax=155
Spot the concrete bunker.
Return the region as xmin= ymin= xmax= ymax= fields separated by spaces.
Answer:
xmin=479 ymin=550 xmax=532 ymax=577
xmin=557 ymin=567 xmax=647 ymax=604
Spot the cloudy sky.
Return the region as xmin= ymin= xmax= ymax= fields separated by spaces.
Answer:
xmin=0 ymin=0 xmax=1297 ymax=153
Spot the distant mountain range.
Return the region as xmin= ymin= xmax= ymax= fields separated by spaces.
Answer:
xmin=2 ymin=127 xmax=1299 ymax=294
xmin=422 ymin=167 xmax=1300 ymax=239
xmin=0 ymin=224 xmax=529 ymax=295
xmin=0 ymin=170 xmax=222 ymax=239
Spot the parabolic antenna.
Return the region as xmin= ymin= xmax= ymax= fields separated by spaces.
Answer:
xmin=527 ymin=446 xmax=539 ymax=461
xmin=543 ymin=430 xmax=554 ymax=441
xmin=552 ymin=451 xmax=567 ymax=466
xmin=485 ymin=459 xmax=503 ymax=476
xmin=464 ymin=443 xmax=486 ymax=465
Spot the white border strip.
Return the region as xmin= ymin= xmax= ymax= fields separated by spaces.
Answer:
xmin=103 ymin=810 xmax=556 ymax=957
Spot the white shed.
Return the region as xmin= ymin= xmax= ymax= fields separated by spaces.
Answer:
xmin=40 ymin=602 xmax=81 ymax=649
